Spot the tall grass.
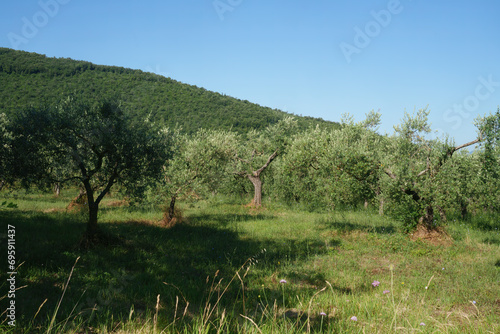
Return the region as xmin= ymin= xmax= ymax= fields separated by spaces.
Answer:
xmin=0 ymin=191 xmax=499 ymax=333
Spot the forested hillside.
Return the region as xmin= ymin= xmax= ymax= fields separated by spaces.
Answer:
xmin=0 ymin=48 xmax=338 ymax=133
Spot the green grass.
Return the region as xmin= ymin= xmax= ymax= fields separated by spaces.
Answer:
xmin=0 ymin=191 xmax=499 ymax=333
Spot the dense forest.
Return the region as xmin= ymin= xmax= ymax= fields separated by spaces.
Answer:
xmin=0 ymin=47 xmax=339 ymax=134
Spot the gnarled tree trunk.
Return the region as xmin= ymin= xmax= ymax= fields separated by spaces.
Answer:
xmin=237 ymin=149 xmax=278 ymax=207
xmin=162 ymin=194 xmax=177 ymax=227
xmin=87 ymin=201 xmax=99 ymax=237
xmin=418 ymin=205 xmax=434 ymax=230
xmin=248 ymin=175 xmax=263 ymax=207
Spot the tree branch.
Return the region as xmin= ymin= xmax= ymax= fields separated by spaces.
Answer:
xmin=95 ymin=168 xmax=118 ymax=205
xmin=384 ymin=168 xmax=397 ymax=180
xmin=416 ymin=169 xmax=428 ymax=177
xmin=254 ymin=149 xmax=278 ymax=177
xmin=415 ymin=138 xmax=481 ymax=178
xmin=233 ymin=171 xmax=247 ymax=177
xmin=235 ymin=154 xmax=251 ymax=165
xmin=454 ymin=138 xmax=480 ymax=152
xmin=88 ymin=152 xmax=104 ymax=177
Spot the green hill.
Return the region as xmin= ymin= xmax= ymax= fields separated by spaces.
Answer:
xmin=0 ymin=47 xmax=339 ymax=133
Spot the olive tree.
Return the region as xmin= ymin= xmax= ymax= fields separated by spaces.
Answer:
xmin=437 ymin=149 xmax=482 ymax=219
xmin=11 ymin=98 xmax=171 ymax=242
xmin=234 ymin=117 xmax=297 ymax=207
xmin=161 ymin=128 xmax=238 ymax=224
xmin=279 ymin=111 xmax=384 ymax=211
xmin=0 ymin=113 xmax=13 ymax=190
xmin=474 ymin=107 xmax=500 ymax=212
xmin=324 ymin=111 xmax=385 ymax=210
xmin=278 ymin=126 xmax=332 ymax=209
xmin=380 ymin=107 xmax=490 ymax=231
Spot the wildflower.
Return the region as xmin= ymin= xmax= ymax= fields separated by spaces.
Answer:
xmin=383 ymin=290 xmax=390 ymax=294
xmin=372 ymin=280 xmax=380 ymax=287
xmin=350 ymin=316 xmax=358 ymax=321
xmin=419 ymin=322 xmax=425 ymax=326
xmin=320 ymin=312 xmax=327 ymax=316
xmin=472 ymin=301 xmax=476 ymax=304
xmin=280 ymin=279 xmax=287 ymax=284
xmin=401 ymin=282 xmax=404 ymax=285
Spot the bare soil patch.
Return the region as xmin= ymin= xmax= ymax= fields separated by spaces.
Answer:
xmin=410 ymin=224 xmax=453 ymax=246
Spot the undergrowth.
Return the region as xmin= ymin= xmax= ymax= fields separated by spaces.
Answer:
xmin=0 ymin=191 xmax=499 ymax=333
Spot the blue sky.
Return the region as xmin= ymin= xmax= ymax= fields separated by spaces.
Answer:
xmin=1 ymin=0 xmax=499 ymax=144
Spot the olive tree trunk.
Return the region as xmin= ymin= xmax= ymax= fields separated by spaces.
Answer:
xmin=248 ymin=175 xmax=263 ymax=207
xmin=237 ymin=149 xmax=278 ymax=207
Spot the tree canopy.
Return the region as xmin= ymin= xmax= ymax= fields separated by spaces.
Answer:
xmin=10 ymin=98 xmax=171 ymax=242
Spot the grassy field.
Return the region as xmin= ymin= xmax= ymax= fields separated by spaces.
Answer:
xmin=0 ymin=189 xmax=499 ymax=333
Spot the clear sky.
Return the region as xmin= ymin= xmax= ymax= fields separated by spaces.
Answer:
xmin=1 ymin=0 xmax=499 ymax=144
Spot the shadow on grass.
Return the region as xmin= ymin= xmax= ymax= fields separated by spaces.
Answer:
xmin=0 ymin=209 xmax=335 ymax=332
xmin=317 ymin=217 xmax=397 ymax=235
xmin=483 ymin=237 xmax=500 ymax=245
xmin=457 ymin=213 xmax=500 ymax=232
xmin=187 ymin=213 xmax=276 ymax=226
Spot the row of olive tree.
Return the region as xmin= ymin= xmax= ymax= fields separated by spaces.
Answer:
xmin=161 ymin=106 xmax=500 ymax=233
xmin=157 ymin=117 xmax=298 ymax=224
xmin=0 ymin=99 xmax=297 ymax=242
xmin=273 ymin=107 xmax=500 ymax=231
xmin=2 ymin=98 xmax=499 ymax=237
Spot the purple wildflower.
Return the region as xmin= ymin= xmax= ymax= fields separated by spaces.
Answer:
xmin=419 ymin=322 xmax=425 ymax=326
xmin=350 ymin=316 xmax=358 ymax=321
xmin=320 ymin=312 xmax=327 ymax=316
xmin=383 ymin=290 xmax=390 ymax=294
xmin=372 ymin=280 xmax=380 ymax=287
xmin=280 ymin=279 xmax=287 ymax=284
